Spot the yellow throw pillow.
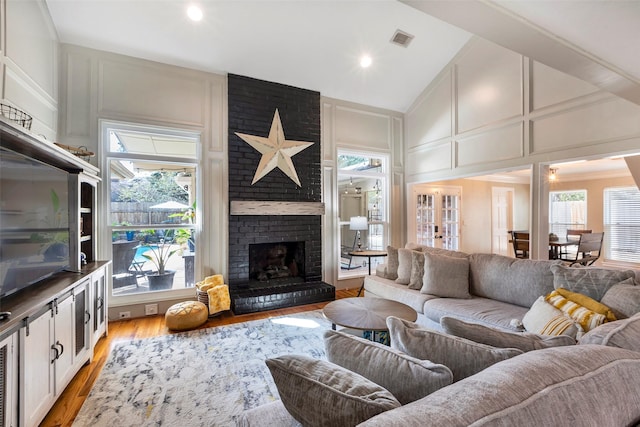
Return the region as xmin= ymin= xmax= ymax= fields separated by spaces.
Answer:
xmin=545 ymin=290 xmax=606 ymax=332
xmin=555 ymin=288 xmax=617 ymax=322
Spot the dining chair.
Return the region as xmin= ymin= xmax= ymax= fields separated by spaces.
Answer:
xmin=561 ymin=229 xmax=593 ymax=258
xmin=560 ymin=232 xmax=604 ymax=266
xmin=510 ymin=230 xmax=529 ymax=259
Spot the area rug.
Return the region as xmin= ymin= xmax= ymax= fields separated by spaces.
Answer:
xmin=73 ymin=310 xmax=332 ymax=427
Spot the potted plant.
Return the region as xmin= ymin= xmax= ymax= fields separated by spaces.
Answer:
xmin=142 ymin=237 xmax=179 ymax=290
xmin=169 ymin=202 xmax=196 ymax=252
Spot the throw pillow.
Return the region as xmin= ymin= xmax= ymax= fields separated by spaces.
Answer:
xmin=386 ymin=316 xmax=523 ymax=382
xmin=407 ymin=251 xmax=425 ymax=290
xmin=522 ymin=296 xmax=583 ymax=339
xmin=420 ymin=252 xmax=470 ymax=298
xmin=394 ymin=248 xmax=415 ymax=285
xmin=440 ymin=316 xmax=576 ymax=352
xmin=550 ymin=264 xmax=636 ymax=301
xmin=555 ymin=287 xmax=617 ymax=322
xmin=579 ymin=313 xmax=640 ymax=352
xmin=384 ymin=245 xmax=399 ymax=280
xmin=546 ymin=290 xmax=606 ymax=332
xmin=601 ymin=277 xmax=640 ymax=319
xmin=323 ymin=330 xmax=452 ymax=404
xmin=265 ymin=355 xmax=400 ymax=427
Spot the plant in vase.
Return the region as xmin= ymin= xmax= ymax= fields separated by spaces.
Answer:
xmin=142 ymin=238 xmax=179 ymax=291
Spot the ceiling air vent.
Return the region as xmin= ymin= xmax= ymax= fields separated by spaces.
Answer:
xmin=390 ymin=30 xmax=414 ymax=48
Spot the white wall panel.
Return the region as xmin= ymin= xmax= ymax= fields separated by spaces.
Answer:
xmin=406 ymin=74 xmax=451 ymax=148
xmin=456 ymin=40 xmax=522 ymax=133
xmin=532 ymin=61 xmax=598 ymax=110
xmin=532 ymin=98 xmax=640 ymax=153
xmin=208 ymin=79 xmax=226 ymax=152
xmin=322 ymin=103 xmax=335 ymax=162
xmin=335 ymin=106 xmax=390 ymax=149
xmin=98 ymin=59 xmax=207 ymax=127
xmin=4 ymin=67 xmax=56 ymax=139
xmin=392 ymin=116 xmax=403 ymax=168
xmin=5 ymin=0 xmax=56 ymax=98
xmin=64 ymin=52 xmax=92 ymax=138
xmin=407 ymin=142 xmax=452 ymax=174
xmin=457 ymin=123 xmax=523 ymax=167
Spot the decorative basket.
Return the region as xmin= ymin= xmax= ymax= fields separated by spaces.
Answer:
xmin=53 ymin=142 xmax=95 ymax=161
xmin=196 ymin=288 xmax=226 ymax=317
xmin=0 ymin=103 xmax=32 ymax=130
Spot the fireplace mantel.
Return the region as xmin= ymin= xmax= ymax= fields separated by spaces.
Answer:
xmin=230 ymin=201 xmax=325 ymax=216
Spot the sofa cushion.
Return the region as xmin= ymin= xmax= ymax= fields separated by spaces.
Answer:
xmin=522 ymin=296 xmax=583 ymax=338
xmin=384 ymin=246 xmax=399 ymax=280
xmin=551 ymin=264 xmax=636 ymax=301
xmin=554 ymin=287 xmax=617 ymax=321
xmin=387 ymin=317 xmax=523 ymax=382
xmin=420 ymin=252 xmax=470 ymax=298
xmin=394 ymin=248 xmax=415 ymax=285
xmin=360 ymin=345 xmax=640 ymax=427
xmin=469 ymin=254 xmax=558 ymax=308
xmin=441 ymin=316 xmax=576 ymax=352
xmin=265 ymin=355 xmax=400 ymax=427
xmin=423 ymin=296 xmax=528 ymax=331
xmin=407 ymin=250 xmax=425 ymax=290
xmin=238 ymin=401 xmax=301 ymax=427
xmin=601 ymin=277 xmax=640 ymax=319
xmin=364 ymin=275 xmax=436 ymax=314
xmin=545 ymin=290 xmax=607 ymax=332
xmin=578 ymin=313 xmax=640 ymax=351
xmin=324 ymin=330 xmax=453 ymax=405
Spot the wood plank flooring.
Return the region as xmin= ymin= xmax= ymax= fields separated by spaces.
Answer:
xmin=41 ymin=288 xmax=359 ymax=427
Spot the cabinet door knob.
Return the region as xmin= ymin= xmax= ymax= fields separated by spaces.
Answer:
xmin=56 ymin=340 xmax=64 ymax=358
xmin=51 ymin=344 xmax=59 ymax=364
xmin=85 ymin=310 xmax=91 ymax=324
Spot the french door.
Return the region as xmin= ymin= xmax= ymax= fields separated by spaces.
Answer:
xmin=413 ymin=186 xmax=461 ymax=250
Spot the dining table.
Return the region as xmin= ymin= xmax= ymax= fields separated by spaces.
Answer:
xmin=548 ymin=237 xmax=579 ymax=260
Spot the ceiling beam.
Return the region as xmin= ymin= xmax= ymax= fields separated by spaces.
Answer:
xmin=401 ymin=0 xmax=640 ymax=107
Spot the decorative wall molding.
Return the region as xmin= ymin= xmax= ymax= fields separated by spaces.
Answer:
xmin=230 ymin=201 xmax=325 ymax=216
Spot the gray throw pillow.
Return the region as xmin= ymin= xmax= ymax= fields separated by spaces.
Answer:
xmin=266 ymin=355 xmax=400 ymax=427
xmin=384 ymin=245 xmax=399 ymax=280
xmin=407 ymin=251 xmax=425 ymax=290
xmin=395 ymin=248 xmax=415 ymax=285
xmin=601 ymin=277 xmax=640 ymax=319
xmin=578 ymin=313 xmax=640 ymax=352
xmin=324 ymin=330 xmax=453 ymax=404
xmin=386 ymin=316 xmax=523 ymax=382
xmin=551 ymin=264 xmax=636 ymax=301
xmin=440 ymin=316 xmax=575 ymax=352
xmin=420 ymin=252 xmax=470 ymax=298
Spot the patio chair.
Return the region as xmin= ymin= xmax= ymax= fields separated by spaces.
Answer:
xmin=560 ymin=232 xmax=604 ymax=267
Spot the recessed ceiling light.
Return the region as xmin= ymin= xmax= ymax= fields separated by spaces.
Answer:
xmin=360 ymin=55 xmax=372 ymax=68
xmin=187 ymin=4 xmax=203 ymax=22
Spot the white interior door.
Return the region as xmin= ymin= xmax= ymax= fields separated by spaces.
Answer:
xmin=492 ymin=187 xmax=514 ymax=256
xmin=412 ymin=185 xmax=461 ymax=250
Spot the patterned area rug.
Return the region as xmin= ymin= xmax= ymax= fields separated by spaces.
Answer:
xmin=73 ymin=310 xmax=331 ymax=427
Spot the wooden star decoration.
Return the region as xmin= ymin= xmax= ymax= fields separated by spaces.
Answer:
xmin=235 ymin=109 xmax=314 ymax=187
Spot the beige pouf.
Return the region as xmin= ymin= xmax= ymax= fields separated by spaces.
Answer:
xmin=165 ymin=301 xmax=208 ymax=331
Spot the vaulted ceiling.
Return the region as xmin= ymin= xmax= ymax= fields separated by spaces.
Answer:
xmin=45 ymin=0 xmax=640 ymax=113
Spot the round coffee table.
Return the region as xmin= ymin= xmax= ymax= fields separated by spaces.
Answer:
xmin=323 ymin=297 xmax=417 ymax=342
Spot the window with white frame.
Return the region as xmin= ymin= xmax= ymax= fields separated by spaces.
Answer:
xmin=604 ymin=186 xmax=640 ymax=264
xmin=104 ymin=123 xmax=199 ymax=297
xmin=337 ymin=151 xmax=388 ymax=276
xmin=549 ymin=190 xmax=587 ymax=237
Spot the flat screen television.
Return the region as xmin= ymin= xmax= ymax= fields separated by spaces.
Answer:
xmin=0 ymin=146 xmax=71 ymax=298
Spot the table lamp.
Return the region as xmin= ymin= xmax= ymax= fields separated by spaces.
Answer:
xmin=349 ymin=216 xmax=368 ymax=250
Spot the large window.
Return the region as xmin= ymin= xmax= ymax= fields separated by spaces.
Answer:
xmin=604 ymin=186 xmax=640 ymax=264
xmin=337 ymin=151 xmax=388 ymax=276
xmin=105 ymin=124 xmax=199 ymax=297
xmin=549 ymin=190 xmax=587 ymax=236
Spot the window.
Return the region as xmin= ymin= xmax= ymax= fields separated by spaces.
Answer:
xmin=549 ymin=190 xmax=587 ymax=236
xmin=604 ymin=186 xmax=640 ymax=264
xmin=414 ymin=186 xmax=461 ymax=250
xmin=337 ymin=151 xmax=388 ymax=276
xmin=104 ymin=123 xmax=199 ymax=297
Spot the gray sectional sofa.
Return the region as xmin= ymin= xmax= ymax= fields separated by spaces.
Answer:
xmin=239 ymin=245 xmax=640 ymax=426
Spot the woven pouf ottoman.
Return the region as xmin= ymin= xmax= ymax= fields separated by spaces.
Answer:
xmin=165 ymin=301 xmax=208 ymax=331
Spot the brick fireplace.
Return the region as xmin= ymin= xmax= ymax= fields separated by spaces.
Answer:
xmin=227 ymin=74 xmax=335 ymax=314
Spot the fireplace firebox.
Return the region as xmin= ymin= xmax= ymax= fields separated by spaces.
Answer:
xmin=249 ymin=241 xmax=305 ymax=283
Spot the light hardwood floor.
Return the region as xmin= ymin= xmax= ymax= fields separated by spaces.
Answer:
xmin=41 ymin=288 xmax=359 ymax=427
